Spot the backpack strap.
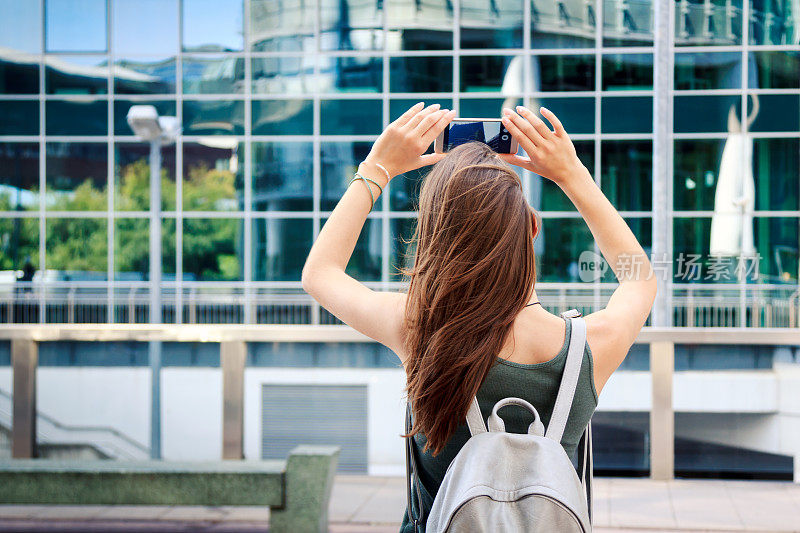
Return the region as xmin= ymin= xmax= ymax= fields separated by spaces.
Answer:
xmin=545 ymin=309 xmax=587 ymax=443
xmin=578 ymin=421 xmax=594 ymax=525
xmin=465 ymin=396 xmax=487 ymax=436
xmin=404 ymin=402 xmax=425 ymax=533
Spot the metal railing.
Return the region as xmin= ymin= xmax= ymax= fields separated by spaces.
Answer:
xmin=1 ymin=282 xmax=798 ymax=328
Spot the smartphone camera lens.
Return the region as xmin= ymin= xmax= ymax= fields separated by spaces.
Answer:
xmin=501 ymin=134 xmax=509 ymax=141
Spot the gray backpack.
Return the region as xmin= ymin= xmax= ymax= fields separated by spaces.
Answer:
xmin=405 ymin=310 xmax=593 ymax=532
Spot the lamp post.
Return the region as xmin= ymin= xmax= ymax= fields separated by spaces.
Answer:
xmin=126 ymin=106 xmax=180 ymax=459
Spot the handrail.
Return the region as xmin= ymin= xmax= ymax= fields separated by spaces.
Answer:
xmin=0 ymin=324 xmax=798 ymax=345
xmin=0 ymin=388 xmax=150 ymax=457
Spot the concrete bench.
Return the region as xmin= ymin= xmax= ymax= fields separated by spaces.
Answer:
xmin=0 ymin=445 xmax=339 ymax=533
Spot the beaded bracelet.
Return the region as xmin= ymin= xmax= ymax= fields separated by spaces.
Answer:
xmin=348 ymin=173 xmax=384 ymax=212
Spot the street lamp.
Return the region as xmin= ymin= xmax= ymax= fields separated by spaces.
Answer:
xmin=127 ymin=105 xmax=180 ymax=459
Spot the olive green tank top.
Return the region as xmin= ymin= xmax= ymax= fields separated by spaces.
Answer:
xmin=400 ymin=316 xmax=598 ymax=532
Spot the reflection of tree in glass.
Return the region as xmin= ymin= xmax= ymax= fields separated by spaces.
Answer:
xmin=116 ymin=158 xmax=176 ymax=211
xmin=0 ymin=217 xmax=38 ymax=271
xmin=46 ymin=216 xmax=107 ymax=272
xmin=183 ymin=163 xmax=237 ymax=211
xmin=184 ymin=218 xmax=240 ymax=281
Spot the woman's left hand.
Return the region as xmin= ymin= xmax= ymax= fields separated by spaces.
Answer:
xmin=361 ymin=102 xmax=456 ymax=182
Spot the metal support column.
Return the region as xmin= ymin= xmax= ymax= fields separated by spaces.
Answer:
xmin=11 ymin=339 xmax=37 ymax=458
xmin=221 ymin=341 xmax=246 ymax=459
xmin=149 ymin=139 xmax=163 ymax=459
xmin=650 ymin=341 xmax=675 ymax=480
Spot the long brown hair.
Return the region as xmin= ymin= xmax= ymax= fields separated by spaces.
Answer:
xmin=399 ymin=141 xmax=540 ymax=456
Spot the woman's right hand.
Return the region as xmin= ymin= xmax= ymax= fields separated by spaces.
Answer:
xmin=498 ymin=106 xmax=587 ymax=185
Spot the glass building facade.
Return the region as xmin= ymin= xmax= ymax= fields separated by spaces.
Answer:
xmin=0 ymin=0 xmax=798 ymax=326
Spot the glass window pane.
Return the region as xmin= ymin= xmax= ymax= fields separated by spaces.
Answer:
xmin=320 ymin=0 xmax=383 ymax=51
xmin=252 ymin=142 xmax=313 ymax=212
xmin=459 ymin=97 xmax=522 ymax=120
xmin=749 ymin=0 xmax=799 ymax=45
xmin=674 ymin=0 xmax=743 ymax=46
xmin=183 ymin=0 xmax=243 ymax=52
xmin=113 ymin=218 xmax=176 ymax=280
xmin=0 ymin=101 xmax=39 ymax=136
xmin=182 ymin=100 xmax=244 ymax=135
xmin=319 ymin=56 xmax=382 ymax=93
xmin=673 ymin=216 xmax=797 ymax=284
xmin=673 ymin=95 xmax=740 ymax=133
xmin=112 ymin=0 xmax=178 ymax=55
xmin=601 ymin=97 xmax=652 ymax=133
xmin=0 ymin=143 xmax=39 ymax=212
xmin=320 ymin=99 xmax=382 ymax=136
xmin=0 ymin=0 xmax=42 ymax=53
xmin=252 ymin=218 xmax=312 ymax=281
xmin=46 ymin=0 xmax=107 ymax=52
xmin=183 ymin=218 xmax=243 ymax=281
xmin=387 ymin=2 xmax=454 ymax=51
xmin=460 ymin=56 xmax=518 ymax=93
xmin=252 ymin=99 xmax=313 ymax=135
xmin=603 ymin=0 xmax=653 ymax=46
xmin=390 ymin=57 xmax=453 ymax=93
xmin=674 ymin=137 xmax=799 ymax=213
xmin=753 ymin=51 xmax=800 ymax=89
xmin=754 ymin=217 xmax=798 ymax=284
xmin=537 ymin=218 xmax=594 ymax=283
xmin=182 ymin=141 xmax=243 ymax=211
xmin=462 ymin=0 xmax=523 ymax=48
xmin=752 ymin=138 xmax=799 ymax=211
xmin=536 ymin=55 xmax=595 ymax=92
xmin=46 ymin=100 xmax=107 ymax=136
xmin=252 ymin=56 xmax=315 ymax=94
xmin=113 ymin=57 xmax=177 ymax=94
xmin=182 ymin=56 xmax=245 ymax=94
xmin=390 ymin=216 xmax=415 ymax=281
xmin=530 ymin=141 xmax=594 ymax=212
xmin=390 ymin=166 xmax=427 ymax=212
xmin=321 ymin=217 xmax=382 ymax=281
xmin=390 ymin=98 xmax=453 ymax=122
xmin=1 ymin=52 xmax=39 ymax=94
xmin=749 ymin=94 xmax=800 ymax=133
xmin=674 ymin=52 xmax=741 ymax=90
xmin=601 ymin=141 xmax=652 ymax=211
xmin=114 ymin=143 xmax=177 ymax=211
xmin=249 ymin=0 xmax=315 ymax=52
xmin=321 ymin=141 xmax=372 ymax=211
xmin=531 ymin=0 xmax=596 ymax=48
xmin=602 ymin=54 xmax=653 ymax=91
xmin=114 ymin=100 xmax=176 ymax=135
xmin=674 ymin=139 xmax=725 ymax=211
xmin=46 ymin=217 xmax=108 ymax=274
xmin=0 ymin=217 xmax=38 ymax=270
xmin=46 ymin=142 xmax=107 ymax=211
xmin=45 ymin=55 xmax=108 ymax=95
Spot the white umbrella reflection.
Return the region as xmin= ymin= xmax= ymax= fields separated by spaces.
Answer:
xmin=709 ymin=96 xmax=759 ymax=261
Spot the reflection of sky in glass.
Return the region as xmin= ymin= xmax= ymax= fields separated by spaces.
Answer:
xmin=183 ymin=0 xmax=243 ymax=52
xmin=0 ymin=0 xmax=41 ymax=52
xmin=113 ymin=0 xmax=178 ymax=55
xmin=46 ymin=0 xmax=107 ymax=52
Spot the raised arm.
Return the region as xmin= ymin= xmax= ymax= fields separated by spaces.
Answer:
xmin=500 ymin=105 xmax=657 ymax=394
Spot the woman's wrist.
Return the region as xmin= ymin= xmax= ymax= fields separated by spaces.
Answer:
xmin=555 ymin=161 xmax=593 ymax=193
xmin=358 ymin=160 xmax=391 ymax=191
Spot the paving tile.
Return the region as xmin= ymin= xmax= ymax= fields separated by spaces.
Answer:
xmin=0 ymin=505 xmax=52 ymax=519
xmin=92 ymin=505 xmax=173 ymax=520
xmin=349 ymin=479 xmax=406 ymax=524
xmin=593 ymin=477 xmax=613 ymax=527
xmin=33 ymin=505 xmax=108 ymax=519
xmin=725 ymin=480 xmax=800 ymax=532
xmin=669 ymin=479 xmax=744 ymax=531
xmin=330 ymin=476 xmax=389 ymax=523
xmin=158 ymin=505 xmax=228 ymax=521
xmin=607 ymin=478 xmax=677 ymax=529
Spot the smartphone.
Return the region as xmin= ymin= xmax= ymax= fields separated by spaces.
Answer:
xmin=434 ymin=118 xmax=519 ymax=154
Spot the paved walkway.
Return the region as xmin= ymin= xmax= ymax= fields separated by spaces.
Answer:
xmin=0 ymin=476 xmax=798 ymax=532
